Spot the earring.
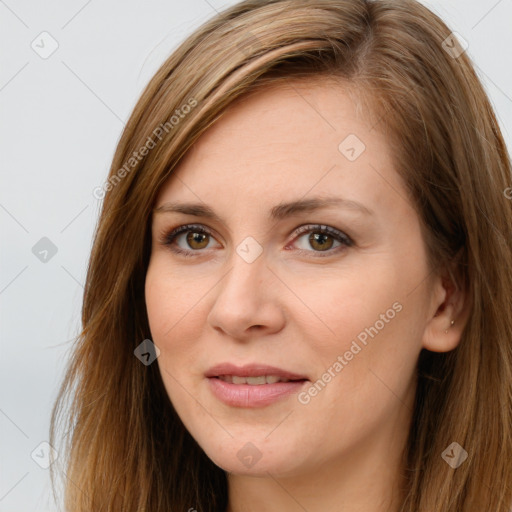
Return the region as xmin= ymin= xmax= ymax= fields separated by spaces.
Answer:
xmin=445 ymin=319 xmax=455 ymax=334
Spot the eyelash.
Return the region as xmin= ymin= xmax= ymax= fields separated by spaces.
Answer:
xmin=158 ymin=223 xmax=354 ymax=259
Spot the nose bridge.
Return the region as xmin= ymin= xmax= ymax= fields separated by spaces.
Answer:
xmin=219 ymin=244 xmax=269 ymax=307
xmin=207 ymin=242 xmax=284 ymax=337
xmin=221 ymin=226 xmax=270 ymax=292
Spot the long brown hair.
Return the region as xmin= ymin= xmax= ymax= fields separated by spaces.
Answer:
xmin=50 ymin=0 xmax=512 ymax=510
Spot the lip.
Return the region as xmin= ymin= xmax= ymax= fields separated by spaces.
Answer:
xmin=204 ymin=362 xmax=308 ymax=381
xmin=207 ymin=378 xmax=308 ymax=408
xmin=205 ymin=363 xmax=309 ymax=408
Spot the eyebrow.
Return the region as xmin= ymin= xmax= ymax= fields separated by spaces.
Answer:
xmin=153 ymin=196 xmax=373 ymax=222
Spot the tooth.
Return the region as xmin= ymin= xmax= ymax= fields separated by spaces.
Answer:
xmin=245 ymin=376 xmax=267 ymax=385
xmin=219 ymin=375 xmax=294 ymax=385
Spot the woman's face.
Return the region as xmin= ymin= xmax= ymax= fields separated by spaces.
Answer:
xmin=145 ymin=80 xmax=445 ymax=478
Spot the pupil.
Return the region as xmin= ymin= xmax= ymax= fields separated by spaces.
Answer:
xmin=310 ymin=233 xmax=332 ymax=251
xmin=188 ymin=232 xmax=208 ymax=249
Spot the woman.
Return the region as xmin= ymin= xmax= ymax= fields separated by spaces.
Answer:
xmin=50 ymin=0 xmax=512 ymax=510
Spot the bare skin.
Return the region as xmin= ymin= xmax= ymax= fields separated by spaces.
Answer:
xmin=145 ymin=80 xmax=468 ymax=512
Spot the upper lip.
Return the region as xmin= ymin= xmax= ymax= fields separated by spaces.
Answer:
xmin=205 ymin=363 xmax=309 ymax=381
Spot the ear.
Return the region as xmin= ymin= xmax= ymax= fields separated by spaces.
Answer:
xmin=422 ymin=265 xmax=470 ymax=353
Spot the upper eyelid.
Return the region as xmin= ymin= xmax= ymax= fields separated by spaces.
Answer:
xmin=160 ymin=223 xmax=218 ymax=240
xmin=156 ymin=223 xmax=221 ymax=249
xmin=159 ymin=223 xmax=352 ymax=249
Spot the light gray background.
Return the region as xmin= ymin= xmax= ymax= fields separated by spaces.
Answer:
xmin=1 ymin=0 xmax=511 ymax=510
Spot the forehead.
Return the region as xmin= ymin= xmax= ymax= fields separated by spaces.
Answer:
xmin=155 ymin=80 xmax=408 ymax=218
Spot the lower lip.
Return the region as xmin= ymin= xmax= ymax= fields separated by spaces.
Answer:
xmin=207 ymin=377 xmax=308 ymax=408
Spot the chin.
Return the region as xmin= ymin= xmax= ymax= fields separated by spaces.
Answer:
xmin=197 ymin=436 xmax=307 ymax=478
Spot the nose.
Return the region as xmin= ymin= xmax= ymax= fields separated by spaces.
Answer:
xmin=207 ymin=250 xmax=286 ymax=340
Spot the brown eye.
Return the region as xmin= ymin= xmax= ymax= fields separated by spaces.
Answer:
xmin=185 ymin=231 xmax=210 ymax=250
xmin=291 ymin=224 xmax=353 ymax=256
xmin=160 ymin=224 xmax=220 ymax=257
xmin=308 ymin=232 xmax=334 ymax=252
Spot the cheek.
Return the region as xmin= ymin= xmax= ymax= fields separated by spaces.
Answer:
xmin=293 ymin=258 xmax=424 ymax=400
xmin=144 ymin=259 xmax=211 ymax=379
xmin=145 ymin=258 xmax=203 ymax=340
xmin=292 ymin=262 xmax=399 ymax=343
xmin=144 ymin=264 xmax=205 ymax=423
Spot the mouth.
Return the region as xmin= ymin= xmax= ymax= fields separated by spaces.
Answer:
xmin=215 ymin=375 xmax=306 ymax=385
xmin=205 ymin=362 xmax=309 ymax=381
xmin=205 ymin=363 xmax=309 ymax=408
